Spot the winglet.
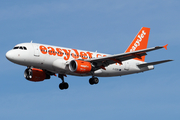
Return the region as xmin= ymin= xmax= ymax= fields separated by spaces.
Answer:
xmin=163 ymin=44 xmax=168 ymax=50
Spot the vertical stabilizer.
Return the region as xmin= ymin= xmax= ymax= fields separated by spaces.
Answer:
xmin=125 ymin=27 xmax=150 ymax=62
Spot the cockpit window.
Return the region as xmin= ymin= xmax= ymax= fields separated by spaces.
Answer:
xmin=13 ymin=46 xmax=27 ymax=50
xmin=13 ymin=47 xmax=19 ymax=49
xmin=23 ymin=47 xmax=27 ymax=50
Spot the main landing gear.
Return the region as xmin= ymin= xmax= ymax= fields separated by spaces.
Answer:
xmin=89 ymin=77 xmax=99 ymax=85
xmin=58 ymin=74 xmax=69 ymax=90
xmin=58 ymin=74 xmax=99 ymax=90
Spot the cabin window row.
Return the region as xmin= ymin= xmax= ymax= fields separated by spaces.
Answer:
xmin=41 ymin=49 xmax=95 ymax=59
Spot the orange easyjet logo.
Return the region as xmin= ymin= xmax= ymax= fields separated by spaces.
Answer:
xmin=39 ymin=45 xmax=105 ymax=61
xmin=130 ymin=30 xmax=146 ymax=52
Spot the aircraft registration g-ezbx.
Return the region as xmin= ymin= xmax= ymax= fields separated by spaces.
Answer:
xmin=6 ymin=27 xmax=173 ymax=90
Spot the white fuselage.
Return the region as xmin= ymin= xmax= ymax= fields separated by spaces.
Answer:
xmin=6 ymin=43 xmax=154 ymax=77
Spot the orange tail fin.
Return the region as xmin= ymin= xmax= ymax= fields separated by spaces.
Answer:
xmin=125 ymin=27 xmax=150 ymax=62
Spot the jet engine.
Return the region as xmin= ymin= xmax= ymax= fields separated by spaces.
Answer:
xmin=69 ymin=60 xmax=92 ymax=73
xmin=24 ymin=68 xmax=49 ymax=82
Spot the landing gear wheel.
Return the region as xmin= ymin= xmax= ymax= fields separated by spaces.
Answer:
xmin=63 ymin=82 xmax=69 ymax=89
xmin=59 ymin=82 xmax=69 ymax=90
xmin=59 ymin=83 xmax=64 ymax=90
xmin=89 ymin=77 xmax=99 ymax=85
xmin=89 ymin=78 xmax=94 ymax=85
xmin=24 ymin=68 xmax=33 ymax=80
xmin=93 ymin=77 xmax=99 ymax=84
xmin=58 ymin=74 xmax=69 ymax=90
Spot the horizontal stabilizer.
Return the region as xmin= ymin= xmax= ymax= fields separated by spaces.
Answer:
xmin=137 ymin=60 xmax=173 ymax=67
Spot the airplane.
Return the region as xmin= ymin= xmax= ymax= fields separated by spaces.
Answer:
xmin=6 ymin=27 xmax=173 ymax=90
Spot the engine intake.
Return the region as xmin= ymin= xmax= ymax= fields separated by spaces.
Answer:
xmin=69 ymin=60 xmax=92 ymax=73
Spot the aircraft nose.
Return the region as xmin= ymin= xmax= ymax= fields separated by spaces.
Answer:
xmin=6 ymin=50 xmax=14 ymax=61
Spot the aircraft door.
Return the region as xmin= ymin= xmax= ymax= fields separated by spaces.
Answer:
xmin=33 ymin=45 xmax=40 ymax=57
xmin=124 ymin=62 xmax=130 ymax=71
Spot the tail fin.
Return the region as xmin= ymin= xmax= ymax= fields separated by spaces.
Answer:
xmin=125 ymin=27 xmax=150 ymax=62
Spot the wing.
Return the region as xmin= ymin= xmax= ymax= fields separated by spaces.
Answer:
xmin=84 ymin=45 xmax=168 ymax=70
xmin=137 ymin=59 xmax=173 ymax=68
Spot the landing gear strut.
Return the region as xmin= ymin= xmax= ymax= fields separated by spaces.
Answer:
xmin=58 ymin=74 xmax=69 ymax=90
xmin=89 ymin=77 xmax=99 ymax=85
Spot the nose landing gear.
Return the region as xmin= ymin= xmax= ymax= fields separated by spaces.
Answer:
xmin=24 ymin=68 xmax=33 ymax=80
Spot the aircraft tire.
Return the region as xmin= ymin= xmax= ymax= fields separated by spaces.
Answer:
xmin=93 ymin=78 xmax=99 ymax=84
xmin=89 ymin=78 xmax=94 ymax=85
xmin=63 ymin=82 xmax=69 ymax=89
xmin=59 ymin=82 xmax=69 ymax=90
xmin=89 ymin=77 xmax=99 ymax=85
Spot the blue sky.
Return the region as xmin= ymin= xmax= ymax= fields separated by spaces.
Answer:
xmin=0 ymin=0 xmax=179 ymax=119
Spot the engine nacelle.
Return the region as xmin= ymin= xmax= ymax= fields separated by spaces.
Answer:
xmin=24 ymin=68 xmax=47 ymax=82
xmin=69 ymin=60 xmax=92 ymax=73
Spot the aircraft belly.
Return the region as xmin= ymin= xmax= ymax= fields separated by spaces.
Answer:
xmin=94 ymin=63 xmax=143 ymax=77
